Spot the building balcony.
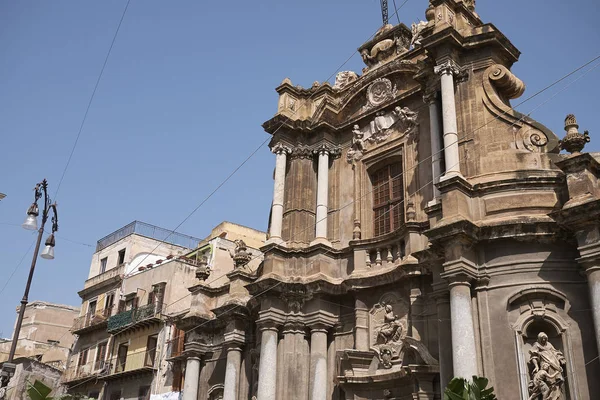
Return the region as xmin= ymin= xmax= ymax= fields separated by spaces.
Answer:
xmin=102 ymin=349 xmax=156 ymax=381
xmin=71 ymin=306 xmax=116 ymax=335
xmin=107 ymin=303 xmax=161 ymax=334
xmin=79 ymin=264 xmax=125 ymax=297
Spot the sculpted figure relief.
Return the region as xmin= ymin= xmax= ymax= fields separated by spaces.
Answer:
xmin=528 ymin=332 xmax=566 ymax=400
xmin=377 ymin=304 xmax=404 ymax=344
xmin=410 ymin=21 xmax=428 ymax=48
xmin=333 ymin=71 xmax=358 ymax=90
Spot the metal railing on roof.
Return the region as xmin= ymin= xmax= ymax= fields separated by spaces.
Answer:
xmin=96 ymin=221 xmax=202 ymax=252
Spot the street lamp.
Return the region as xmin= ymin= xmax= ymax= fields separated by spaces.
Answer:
xmin=0 ymin=180 xmax=58 ymax=396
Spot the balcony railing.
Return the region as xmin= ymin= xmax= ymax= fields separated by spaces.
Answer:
xmin=110 ymin=350 xmax=156 ymax=376
xmin=71 ymin=306 xmax=115 ymax=333
xmin=62 ymin=361 xmax=96 ymax=383
xmin=107 ymin=303 xmax=160 ymax=333
xmin=96 ymin=221 xmax=202 ymax=252
xmin=83 ymin=264 xmax=125 ymax=291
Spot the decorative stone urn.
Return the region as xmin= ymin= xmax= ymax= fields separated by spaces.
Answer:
xmin=560 ymin=114 xmax=590 ymax=154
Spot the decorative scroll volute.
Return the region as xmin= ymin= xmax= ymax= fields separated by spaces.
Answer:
xmin=482 ymin=64 xmax=559 ymax=154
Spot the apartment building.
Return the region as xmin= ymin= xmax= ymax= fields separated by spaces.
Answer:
xmin=64 ymin=221 xmax=264 ymax=400
xmin=0 ymin=301 xmax=79 ymax=368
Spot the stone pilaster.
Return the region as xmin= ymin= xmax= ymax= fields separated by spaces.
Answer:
xmin=432 ymin=288 xmax=453 ymax=389
xmin=280 ymin=321 xmax=309 ymax=400
xmin=434 ymin=60 xmax=462 ymax=179
xmin=354 ymin=298 xmax=370 ymax=351
xmin=267 ymin=143 xmax=290 ymax=245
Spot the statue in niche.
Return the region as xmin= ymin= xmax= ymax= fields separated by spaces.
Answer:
xmin=370 ymin=296 xmax=438 ymax=370
xmin=528 ymin=332 xmax=566 ymax=400
xmin=377 ymin=304 xmax=404 ymax=344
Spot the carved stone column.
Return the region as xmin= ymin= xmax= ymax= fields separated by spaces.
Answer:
xmin=425 ymin=92 xmax=443 ymax=204
xmin=312 ymin=146 xmax=331 ymax=246
xmin=309 ymin=324 xmax=329 ymax=400
xmin=181 ymin=341 xmax=206 ymax=400
xmin=434 ymin=60 xmax=462 ymax=179
xmin=267 ymin=143 xmax=289 ymax=245
xmin=223 ymin=327 xmax=245 ymax=400
xmin=257 ymin=322 xmax=279 ymax=400
xmin=447 ymin=274 xmax=478 ymax=379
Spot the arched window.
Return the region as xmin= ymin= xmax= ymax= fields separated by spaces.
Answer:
xmin=372 ymin=162 xmax=404 ymax=236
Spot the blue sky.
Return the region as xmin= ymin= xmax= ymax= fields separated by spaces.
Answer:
xmin=0 ymin=0 xmax=599 ymax=337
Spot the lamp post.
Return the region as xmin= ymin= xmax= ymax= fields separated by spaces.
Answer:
xmin=0 ymin=180 xmax=58 ymax=394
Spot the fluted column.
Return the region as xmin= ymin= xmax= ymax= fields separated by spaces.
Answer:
xmin=448 ymin=275 xmax=478 ymax=379
xmin=312 ymin=145 xmax=331 ymax=246
xmin=425 ymin=92 xmax=443 ymax=204
xmin=257 ymin=323 xmax=279 ymax=400
xmin=434 ymin=60 xmax=462 ymax=179
xmin=309 ymin=325 xmax=329 ymax=400
xmin=268 ymin=144 xmax=289 ymax=245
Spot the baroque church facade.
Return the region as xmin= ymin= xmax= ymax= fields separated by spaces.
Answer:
xmin=176 ymin=1 xmax=600 ymax=399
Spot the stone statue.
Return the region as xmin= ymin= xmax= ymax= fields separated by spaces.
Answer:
xmin=410 ymin=21 xmax=428 ymax=48
xmin=394 ymin=106 xmax=418 ymax=128
xmin=377 ymin=304 xmax=403 ymax=344
xmin=528 ymin=332 xmax=566 ymax=400
xmin=352 ymin=125 xmax=364 ymax=152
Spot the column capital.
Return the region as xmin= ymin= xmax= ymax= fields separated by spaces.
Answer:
xmin=313 ymin=143 xmax=342 ymax=158
xmin=223 ymin=330 xmax=246 ymax=347
xmin=257 ymin=319 xmax=281 ymax=333
xmin=271 ymin=142 xmax=291 ymax=155
xmin=308 ymin=322 xmax=331 ymax=334
xmin=434 ymin=59 xmax=461 ymax=76
xmin=183 ymin=340 xmax=208 ymax=358
xmin=282 ymin=320 xmax=307 ymax=335
xmin=423 ymin=91 xmax=438 ymax=105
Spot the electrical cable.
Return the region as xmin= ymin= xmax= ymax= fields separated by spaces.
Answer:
xmin=53 ymin=0 xmax=132 ymax=199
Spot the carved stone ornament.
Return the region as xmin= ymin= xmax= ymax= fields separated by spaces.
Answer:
xmin=527 ymin=332 xmax=567 ymax=400
xmin=433 ymin=60 xmax=461 ymax=76
xmin=369 ymin=294 xmax=437 ymax=369
xmin=359 ymin=24 xmax=411 ymax=71
xmin=333 ymin=71 xmax=359 ymax=90
xmin=367 ymin=78 xmax=395 ymax=107
xmin=410 ymin=21 xmax=428 ymax=48
xmin=280 ymin=285 xmax=313 ymax=313
xmin=230 ymin=239 xmax=252 ymax=268
xmin=289 ymin=144 xmax=313 ymax=160
xmin=271 ymin=143 xmax=291 ymax=155
xmin=347 ymin=105 xmax=418 ymax=163
xmin=559 ymin=114 xmax=590 ymax=154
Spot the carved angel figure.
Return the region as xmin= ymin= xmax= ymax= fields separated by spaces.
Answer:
xmin=351 ymin=125 xmax=364 ymax=152
xmin=410 ymin=21 xmax=428 ymax=48
xmin=528 ymin=332 xmax=566 ymax=400
xmin=394 ymin=106 xmax=418 ymax=127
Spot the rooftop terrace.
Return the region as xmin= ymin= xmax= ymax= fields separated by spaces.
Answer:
xmin=96 ymin=221 xmax=202 ymax=252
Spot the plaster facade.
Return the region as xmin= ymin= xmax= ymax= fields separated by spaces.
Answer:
xmin=174 ymin=1 xmax=600 ymax=400
xmin=0 ymin=301 xmax=79 ymax=368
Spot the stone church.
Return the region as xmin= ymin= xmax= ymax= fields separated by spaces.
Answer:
xmin=176 ymin=1 xmax=600 ymax=399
